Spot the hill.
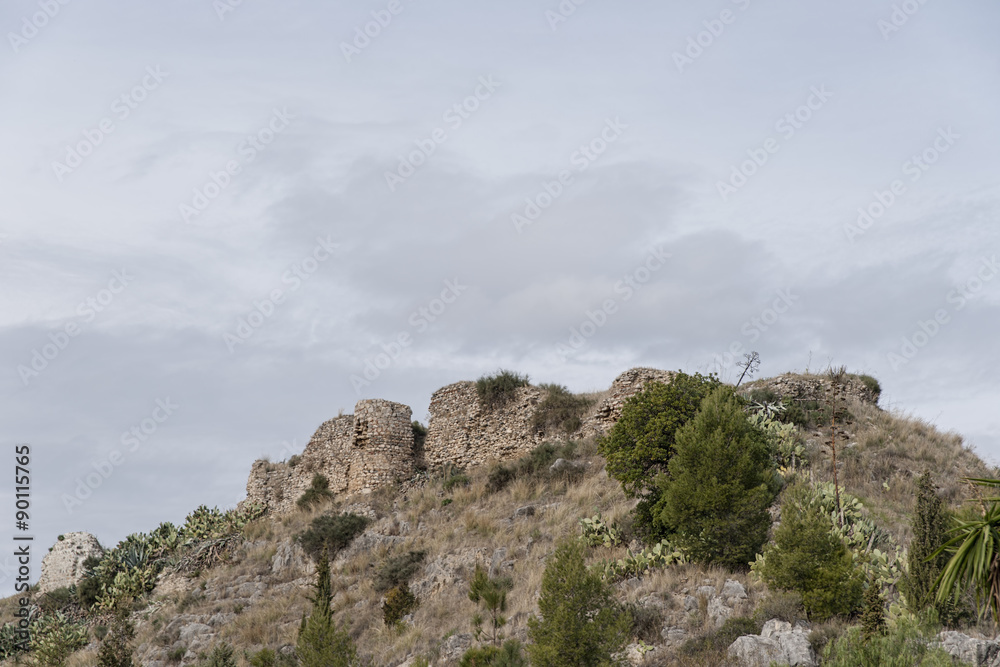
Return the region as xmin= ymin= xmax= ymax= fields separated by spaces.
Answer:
xmin=2 ymin=368 xmax=998 ymax=667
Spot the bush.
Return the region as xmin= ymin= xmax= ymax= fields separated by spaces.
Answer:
xmin=752 ymin=590 xmax=807 ymax=625
xmin=296 ymin=513 xmax=370 ymax=562
xmin=856 ymin=374 xmax=882 ymax=400
xmin=443 ymin=471 xmax=471 ymax=493
xmin=469 ymin=564 xmax=514 ymax=646
xmin=757 ymin=484 xmax=864 ymax=621
xmin=476 ymin=370 xmax=530 ymax=411
xmin=656 ymin=386 xmax=780 ymax=567
xmin=96 ymin=609 xmax=136 ymax=667
xmin=821 ymin=617 xmax=953 ymax=666
xmin=527 ymin=539 xmax=632 ymax=667
xmin=249 ymin=648 xmax=276 ymax=667
xmin=459 ymin=641 xmax=528 ymax=667
xmin=903 ymin=472 xmax=961 ymax=622
xmin=412 ymin=421 xmax=428 ymax=457
xmin=374 ymin=550 xmax=427 ymax=593
xmin=681 ymin=616 xmax=761 ymax=656
xmin=202 ymin=643 xmax=236 ymax=667
xmin=77 ymin=574 xmax=103 ymax=609
xmin=29 ymin=611 xmax=89 ymax=667
xmin=628 ymin=602 xmax=665 ymax=644
xmin=37 ymin=587 xmax=76 ymax=614
xmin=382 ymin=585 xmax=418 ymax=626
xmin=297 ymin=474 xmax=334 ymax=510
xmin=598 ymin=371 xmax=721 ymax=541
xmin=531 ymin=384 xmax=593 ymax=434
xmin=486 ymin=442 xmax=580 ymax=495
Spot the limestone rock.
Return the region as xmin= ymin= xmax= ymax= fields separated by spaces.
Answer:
xmin=38 ymin=532 xmax=103 ymax=593
xmin=728 ymin=620 xmax=817 ymax=667
xmin=933 ymin=631 xmax=1000 ymax=666
xmin=728 ymin=635 xmax=786 ymax=667
xmin=271 ymin=538 xmax=315 ymax=579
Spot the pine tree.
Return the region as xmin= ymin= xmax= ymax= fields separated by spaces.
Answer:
xmin=656 ymin=386 xmax=780 ymax=566
xmin=527 ymin=539 xmax=632 ymax=667
xmin=904 ymin=472 xmax=952 ymax=615
xmin=297 ymin=552 xmax=357 ymax=667
xmin=469 ymin=564 xmax=513 ymax=646
xmin=758 ymin=483 xmax=864 ymax=621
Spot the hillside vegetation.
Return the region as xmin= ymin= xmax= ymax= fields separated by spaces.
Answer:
xmin=3 ymin=370 xmax=998 ymax=667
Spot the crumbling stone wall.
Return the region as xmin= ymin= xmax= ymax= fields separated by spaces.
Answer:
xmin=578 ymin=367 xmax=677 ymax=438
xmin=243 ymin=400 xmax=413 ymax=514
xmin=38 ymin=532 xmax=103 ymax=593
xmin=742 ymin=372 xmax=879 ymax=406
xmin=423 ymin=381 xmax=545 ymax=470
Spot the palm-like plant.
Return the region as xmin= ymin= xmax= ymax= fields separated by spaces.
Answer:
xmin=935 ymin=478 xmax=1000 ymax=623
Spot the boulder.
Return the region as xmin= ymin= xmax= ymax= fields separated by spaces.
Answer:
xmin=934 ymin=631 xmax=1000 ymax=666
xmin=37 ymin=532 xmax=103 ymax=593
xmin=728 ymin=619 xmax=816 ymax=667
xmin=728 ymin=635 xmax=785 ymax=667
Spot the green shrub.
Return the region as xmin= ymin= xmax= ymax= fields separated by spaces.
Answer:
xmin=627 ymin=602 xmax=665 ymax=644
xmin=249 ymin=648 xmax=276 ymax=667
xmin=656 ymin=386 xmax=780 ymax=567
xmin=374 ymin=550 xmax=427 ymax=593
xmin=29 ymin=611 xmax=89 ymax=667
xmin=412 ymin=421 xmax=428 ymax=456
xmin=77 ymin=573 xmax=103 ymax=609
xmin=527 ymin=539 xmax=632 ymax=667
xmin=0 ymin=622 xmax=30 ymax=662
xmin=96 ymin=609 xmax=136 ymax=667
xmin=856 ymin=374 xmax=882 ymax=400
xmin=443 ymin=472 xmax=471 ymax=493
xmin=487 ymin=442 xmax=580 ymax=495
xmin=469 ymin=564 xmax=514 ymax=646
xmin=459 ymin=641 xmax=528 ymax=667
xmin=287 ymin=455 xmax=302 ymax=467
xmin=861 ymin=574 xmax=887 ymax=640
xmin=531 ymin=384 xmax=593 ymax=434
xmin=202 ymin=643 xmax=236 ymax=667
xmin=382 ymin=585 xmax=418 ymax=626
xmin=681 ymin=616 xmax=761 ymax=656
xmin=296 ymin=474 xmax=334 ymax=510
xmin=756 ymin=484 xmax=864 ymax=621
xmin=598 ymin=371 xmax=721 ymax=541
xmin=903 ymin=472 xmax=964 ymax=623
xmin=37 ymin=587 xmax=76 ymax=614
xmin=476 ymin=370 xmax=530 ymax=411
xmin=752 ymin=590 xmax=807 ymax=624
xmin=821 ymin=617 xmax=953 ymax=666
xmin=296 ymin=513 xmax=370 ymax=562
xmin=167 ymin=646 xmax=186 ymax=663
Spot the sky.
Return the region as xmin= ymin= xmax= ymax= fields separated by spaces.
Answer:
xmin=1 ymin=0 xmax=998 ymax=593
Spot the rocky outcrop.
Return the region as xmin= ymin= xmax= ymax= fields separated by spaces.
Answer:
xmin=37 ymin=532 xmax=103 ymax=593
xmin=728 ymin=620 xmax=817 ymax=667
xmin=933 ymin=631 xmax=1000 ymax=666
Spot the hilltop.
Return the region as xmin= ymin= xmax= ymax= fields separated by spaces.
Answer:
xmin=3 ymin=368 xmax=997 ymax=667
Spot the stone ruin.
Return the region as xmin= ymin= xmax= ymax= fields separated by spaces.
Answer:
xmin=37 ymin=532 xmax=103 ymax=593
xmin=243 ymin=399 xmax=414 ymax=515
xmin=243 ymin=367 xmax=880 ymax=514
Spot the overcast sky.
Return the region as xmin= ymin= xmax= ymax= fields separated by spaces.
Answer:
xmin=1 ymin=0 xmax=998 ymax=592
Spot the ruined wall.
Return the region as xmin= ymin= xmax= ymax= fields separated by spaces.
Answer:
xmin=424 ymin=381 xmax=545 ymax=470
xmin=38 ymin=532 xmax=104 ymax=593
xmin=578 ymin=367 xmax=677 ymax=438
xmin=243 ymin=400 xmax=413 ymax=514
xmin=743 ymin=372 xmax=880 ymax=406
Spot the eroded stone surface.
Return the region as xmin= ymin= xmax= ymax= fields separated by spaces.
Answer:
xmin=38 ymin=532 xmax=103 ymax=593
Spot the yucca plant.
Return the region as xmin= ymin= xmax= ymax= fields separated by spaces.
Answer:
xmin=934 ymin=477 xmax=1000 ymax=623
